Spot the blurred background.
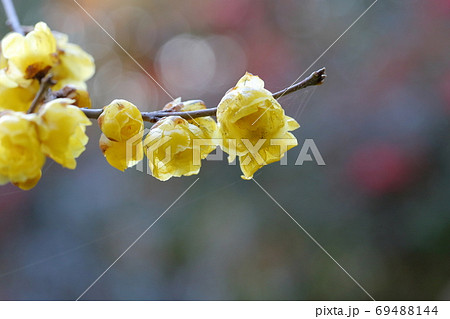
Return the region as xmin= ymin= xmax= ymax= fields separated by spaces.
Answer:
xmin=0 ymin=0 xmax=449 ymax=300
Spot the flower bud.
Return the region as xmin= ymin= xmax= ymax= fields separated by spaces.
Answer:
xmin=99 ymin=133 xmax=144 ymax=171
xmin=98 ymin=99 xmax=143 ymax=142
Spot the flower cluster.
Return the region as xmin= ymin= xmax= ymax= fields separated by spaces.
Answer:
xmin=0 ymin=99 xmax=90 ymax=189
xmin=217 ymin=73 xmax=299 ymax=179
xmin=98 ymin=74 xmax=299 ymax=181
xmin=0 ymin=22 xmax=94 ymax=112
xmin=0 ymin=22 xmax=94 ymax=190
xmin=0 ymin=20 xmax=304 ymax=190
xmin=144 ymin=99 xmax=218 ymax=181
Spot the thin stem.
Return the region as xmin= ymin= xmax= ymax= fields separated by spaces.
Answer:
xmin=141 ymin=108 xmax=217 ymax=123
xmin=28 ymin=74 xmax=55 ymax=113
xmin=1 ymin=0 xmax=24 ymax=35
xmin=82 ymin=68 xmax=327 ymax=123
xmin=272 ymin=67 xmax=326 ymax=99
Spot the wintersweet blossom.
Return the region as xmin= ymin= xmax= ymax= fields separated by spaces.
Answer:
xmin=52 ymin=31 xmax=95 ymax=86
xmin=0 ymin=22 xmax=95 ymax=111
xmin=0 ymin=80 xmax=39 ymax=112
xmin=98 ymin=99 xmax=143 ymax=142
xmin=0 ymin=111 xmax=45 ymax=190
xmin=1 ymin=22 xmax=57 ymax=84
xmin=163 ymin=98 xmax=218 ymax=154
xmin=144 ymin=116 xmax=212 ymax=181
xmin=99 ymin=133 xmax=144 ymax=171
xmin=51 ymin=31 xmax=95 ymax=108
xmin=35 ymin=98 xmax=91 ymax=169
xmin=216 ymin=72 xmax=300 ymax=179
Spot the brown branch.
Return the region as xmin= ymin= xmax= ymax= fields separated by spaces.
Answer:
xmin=82 ymin=106 xmax=216 ymax=123
xmin=141 ymin=108 xmax=217 ymax=123
xmin=1 ymin=0 xmax=24 ymax=35
xmin=28 ymin=74 xmax=55 ymax=113
xmin=272 ymin=67 xmax=326 ymax=99
xmin=82 ymin=68 xmax=327 ymax=123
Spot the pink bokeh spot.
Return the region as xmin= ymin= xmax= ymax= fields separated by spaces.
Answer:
xmin=348 ymin=143 xmax=418 ymax=196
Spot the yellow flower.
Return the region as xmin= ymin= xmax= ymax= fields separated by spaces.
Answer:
xmin=69 ymin=87 xmax=91 ymax=109
xmin=163 ymin=98 xmax=218 ymax=154
xmin=217 ymin=72 xmax=300 ymax=179
xmin=237 ymin=134 xmax=298 ymax=180
xmin=1 ymin=22 xmax=57 ymax=83
xmin=98 ymin=99 xmax=143 ymax=142
xmin=0 ymin=111 xmax=45 ymax=190
xmin=99 ymin=133 xmax=144 ymax=171
xmin=52 ymin=31 xmax=95 ymax=87
xmin=0 ymin=80 xmax=39 ymax=112
xmin=51 ymin=82 xmax=92 ymax=109
xmin=0 ymin=23 xmax=95 ymax=109
xmin=180 ymin=99 xmax=218 ymax=141
xmin=144 ymin=116 xmax=211 ymax=181
xmin=35 ymin=98 xmax=91 ymax=169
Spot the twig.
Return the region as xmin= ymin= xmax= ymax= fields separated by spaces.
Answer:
xmin=28 ymin=74 xmax=55 ymax=113
xmin=82 ymin=106 xmax=215 ymax=124
xmin=1 ymin=0 xmax=24 ymax=35
xmin=272 ymin=67 xmax=326 ymax=99
xmin=141 ymin=108 xmax=217 ymax=123
xmin=82 ymin=68 xmax=327 ymax=123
